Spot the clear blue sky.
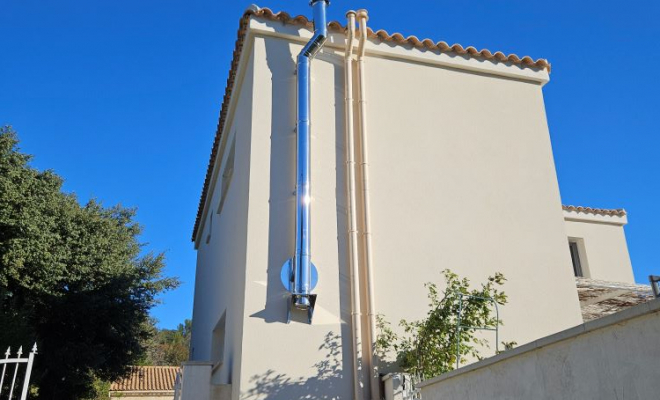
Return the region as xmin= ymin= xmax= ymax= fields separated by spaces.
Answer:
xmin=1 ymin=0 xmax=658 ymax=329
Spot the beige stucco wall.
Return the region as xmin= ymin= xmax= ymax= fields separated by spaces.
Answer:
xmin=364 ymin=43 xmax=583 ymax=357
xmin=176 ymin=362 xmax=232 ymax=400
xmin=191 ymin=15 xmax=587 ymax=399
xmin=564 ymin=211 xmax=634 ymax=283
xmin=419 ymin=299 xmax=660 ymax=400
xmin=190 ymin=42 xmax=255 ymax=395
xmin=233 ymin=31 xmax=353 ymax=400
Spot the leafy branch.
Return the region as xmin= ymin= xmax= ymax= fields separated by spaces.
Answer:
xmin=376 ymin=269 xmax=511 ymax=380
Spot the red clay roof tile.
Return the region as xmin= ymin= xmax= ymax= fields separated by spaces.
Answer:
xmin=110 ymin=366 xmax=179 ymax=392
xmin=193 ymin=6 xmax=553 ymax=241
xmin=563 ymin=205 xmax=627 ymax=217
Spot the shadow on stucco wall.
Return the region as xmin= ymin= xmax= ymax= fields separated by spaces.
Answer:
xmin=326 ymin=48 xmax=356 ymax=390
xmin=251 ymin=35 xmax=353 ymax=327
xmin=242 ymin=331 xmax=348 ymax=399
xmin=250 ymin=36 xmax=297 ymax=324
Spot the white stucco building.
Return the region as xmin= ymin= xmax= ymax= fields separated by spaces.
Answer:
xmin=182 ymin=5 xmax=637 ymax=400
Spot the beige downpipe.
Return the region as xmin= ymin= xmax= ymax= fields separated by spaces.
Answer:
xmin=356 ymin=9 xmax=379 ymax=400
xmin=344 ymin=10 xmax=365 ymax=400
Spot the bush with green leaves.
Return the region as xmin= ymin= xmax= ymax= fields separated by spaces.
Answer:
xmin=376 ymin=269 xmax=510 ymax=380
xmin=0 ymin=127 xmax=179 ymax=399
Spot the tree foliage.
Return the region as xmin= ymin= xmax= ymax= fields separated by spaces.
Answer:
xmin=376 ymin=269 xmax=509 ymax=380
xmin=0 ymin=127 xmax=179 ymax=399
xmin=142 ymin=319 xmax=192 ymax=366
xmin=79 ymin=319 xmax=191 ymax=400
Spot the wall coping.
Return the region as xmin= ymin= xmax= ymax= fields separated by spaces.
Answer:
xmin=563 ymin=210 xmax=628 ymax=226
xmin=249 ymin=19 xmax=550 ymax=85
xmin=181 ymin=361 xmax=214 ymax=367
xmin=417 ymin=297 xmax=660 ymax=388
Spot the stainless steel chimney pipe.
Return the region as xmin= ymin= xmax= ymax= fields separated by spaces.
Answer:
xmin=281 ymin=0 xmax=329 ymax=323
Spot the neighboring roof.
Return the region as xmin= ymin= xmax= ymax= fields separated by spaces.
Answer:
xmin=110 ymin=366 xmax=179 ymax=393
xmin=577 ymin=278 xmax=655 ymax=322
xmin=192 ymin=6 xmax=552 ymax=241
xmin=562 ymin=205 xmax=627 ymax=217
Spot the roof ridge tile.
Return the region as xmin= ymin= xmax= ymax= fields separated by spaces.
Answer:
xmin=562 ymin=204 xmax=627 ymax=217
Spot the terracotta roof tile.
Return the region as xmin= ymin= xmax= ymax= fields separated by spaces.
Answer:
xmin=192 ymin=6 xmax=552 ymax=241
xmin=110 ymin=366 xmax=179 ymax=392
xmin=251 ymin=7 xmax=551 ymax=70
xmin=562 ymin=205 xmax=627 ymax=217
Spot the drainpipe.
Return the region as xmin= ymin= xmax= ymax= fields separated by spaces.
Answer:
xmin=344 ymin=10 xmax=365 ymax=400
xmin=281 ymin=0 xmax=329 ymax=324
xmin=356 ymin=9 xmax=379 ymax=399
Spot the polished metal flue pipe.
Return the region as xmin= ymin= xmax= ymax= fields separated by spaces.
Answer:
xmin=282 ymin=0 xmax=329 ymax=323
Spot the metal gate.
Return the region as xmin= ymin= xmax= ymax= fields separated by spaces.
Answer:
xmin=0 ymin=344 xmax=37 ymax=400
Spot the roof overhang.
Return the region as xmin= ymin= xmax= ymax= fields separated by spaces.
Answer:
xmin=192 ymin=6 xmax=553 ymax=243
xmin=563 ymin=207 xmax=628 ymax=226
xmin=249 ymin=17 xmax=550 ymax=85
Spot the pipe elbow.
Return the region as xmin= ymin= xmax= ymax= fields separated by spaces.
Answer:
xmin=301 ymin=0 xmax=328 ymax=59
xmin=345 ymin=12 xmax=356 ymax=56
xmin=299 ymin=33 xmax=327 ymax=59
xmin=356 ymin=9 xmax=369 ymax=58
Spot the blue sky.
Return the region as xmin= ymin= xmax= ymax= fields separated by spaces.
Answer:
xmin=1 ymin=0 xmax=658 ymax=329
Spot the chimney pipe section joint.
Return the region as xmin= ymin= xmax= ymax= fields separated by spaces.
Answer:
xmin=281 ymin=0 xmax=329 ymax=324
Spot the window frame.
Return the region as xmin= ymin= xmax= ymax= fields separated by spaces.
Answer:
xmin=216 ymin=135 xmax=236 ymax=216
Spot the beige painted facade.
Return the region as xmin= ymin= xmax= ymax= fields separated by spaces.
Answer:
xmin=188 ymin=10 xmax=632 ymax=400
xmin=564 ymin=209 xmax=634 ymax=283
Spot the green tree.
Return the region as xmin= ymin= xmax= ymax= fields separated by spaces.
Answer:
xmin=0 ymin=127 xmax=179 ymax=399
xmin=143 ymin=319 xmax=192 ymax=366
xmin=376 ymin=269 xmax=509 ymax=379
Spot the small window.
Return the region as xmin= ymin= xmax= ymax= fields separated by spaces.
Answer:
xmin=211 ymin=312 xmax=226 ymax=367
xmin=217 ymin=137 xmax=235 ymax=215
xmin=569 ymin=241 xmax=583 ymax=277
xmin=205 ymin=214 xmax=213 ymax=244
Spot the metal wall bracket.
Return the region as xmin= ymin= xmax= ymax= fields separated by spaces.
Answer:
xmin=286 ymin=294 xmax=318 ymax=324
xmin=281 ymin=259 xmax=319 ymax=324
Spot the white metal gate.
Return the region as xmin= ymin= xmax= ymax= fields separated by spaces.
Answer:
xmin=0 ymin=344 xmax=37 ymax=400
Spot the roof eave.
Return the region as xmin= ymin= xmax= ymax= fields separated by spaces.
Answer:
xmin=562 ymin=205 xmax=628 ymax=226
xmin=192 ymin=6 xmax=553 ymax=241
xmin=192 ymin=11 xmax=258 ymax=245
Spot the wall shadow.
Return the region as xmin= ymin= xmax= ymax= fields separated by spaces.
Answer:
xmin=242 ymin=331 xmax=348 ymax=399
xmin=325 ymin=49 xmax=357 ymax=389
xmin=248 ymin=36 xmax=297 ymax=323
xmin=250 ymin=38 xmax=350 ymax=327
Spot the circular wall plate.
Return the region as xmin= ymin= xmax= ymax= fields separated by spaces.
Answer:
xmin=280 ymin=259 xmax=318 ymax=291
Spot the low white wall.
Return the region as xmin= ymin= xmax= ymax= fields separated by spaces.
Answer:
xmin=418 ymin=299 xmax=660 ymax=399
xmin=178 ymin=362 xmax=212 ymax=400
